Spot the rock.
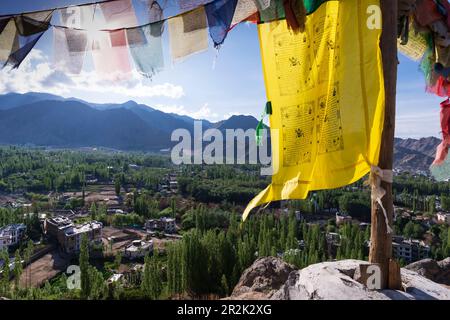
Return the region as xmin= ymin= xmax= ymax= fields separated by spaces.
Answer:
xmin=276 ymin=260 xmax=450 ymax=300
xmin=276 ymin=260 xmax=393 ymax=300
xmin=229 ymin=257 xmax=296 ymax=300
xmin=230 ymin=257 xmax=450 ymax=300
xmin=405 ymin=258 xmax=450 ymax=285
xmin=437 ymin=258 xmax=450 ymax=285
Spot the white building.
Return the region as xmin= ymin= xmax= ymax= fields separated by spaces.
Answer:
xmin=107 ymin=273 xmax=124 ymax=286
xmin=62 ymin=222 xmax=103 ymax=253
xmin=145 ymin=217 xmax=176 ymax=234
xmin=45 ymin=216 xmax=102 ymax=254
xmin=392 ymin=236 xmax=430 ymax=264
xmin=0 ymin=224 xmax=26 ymax=251
xmin=124 ymin=240 xmax=153 ymax=259
xmin=437 ymin=212 xmax=450 ymax=225
xmin=336 ymin=212 xmax=352 ymax=225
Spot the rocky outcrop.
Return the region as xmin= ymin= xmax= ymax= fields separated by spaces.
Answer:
xmin=405 ymin=258 xmax=450 ymax=286
xmin=229 ymin=257 xmax=296 ymax=300
xmin=275 ymin=260 xmax=450 ymax=300
xmin=230 ymin=257 xmax=450 ymax=300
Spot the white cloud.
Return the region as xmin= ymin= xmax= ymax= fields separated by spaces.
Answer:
xmin=190 ymin=103 xmax=219 ymax=120
xmin=0 ymin=50 xmax=185 ymax=99
xmin=153 ymin=103 xmax=219 ymax=121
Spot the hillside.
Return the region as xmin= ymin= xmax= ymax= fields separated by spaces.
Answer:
xmin=0 ymin=93 xmax=255 ymax=151
xmin=0 ymin=93 xmax=443 ymax=171
xmin=394 ymin=137 xmax=441 ymax=172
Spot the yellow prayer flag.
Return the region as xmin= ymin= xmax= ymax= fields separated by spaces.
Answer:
xmin=243 ymin=0 xmax=385 ymax=221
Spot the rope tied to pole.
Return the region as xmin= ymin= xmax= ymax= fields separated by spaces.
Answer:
xmin=370 ymin=165 xmax=394 ymax=234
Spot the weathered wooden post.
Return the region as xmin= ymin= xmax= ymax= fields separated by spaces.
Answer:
xmin=368 ymin=0 xmax=402 ymax=290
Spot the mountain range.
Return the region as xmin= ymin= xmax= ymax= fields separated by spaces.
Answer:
xmin=0 ymin=92 xmax=260 ymax=152
xmin=394 ymin=137 xmax=440 ymax=173
xmin=0 ymin=92 xmax=441 ymax=172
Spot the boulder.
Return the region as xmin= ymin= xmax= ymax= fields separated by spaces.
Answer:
xmin=230 ymin=257 xmax=450 ymax=300
xmin=229 ymin=257 xmax=296 ymax=300
xmin=273 ymin=260 xmax=392 ymax=300
xmin=405 ymin=258 xmax=450 ymax=285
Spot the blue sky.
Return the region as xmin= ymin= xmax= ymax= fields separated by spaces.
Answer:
xmin=0 ymin=0 xmax=444 ymax=138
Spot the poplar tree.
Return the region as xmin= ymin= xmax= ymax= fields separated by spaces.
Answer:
xmin=286 ymin=213 xmax=297 ymax=251
xmin=0 ymin=250 xmax=10 ymax=297
xmin=79 ymin=234 xmax=90 ymax=299
xmin=24 ymin=240 xmax=33 ymax=289
xmin=13 ymin=249 xmax=23 ymax=290
xmin=142 ymin=255 xmax=162 ymax=299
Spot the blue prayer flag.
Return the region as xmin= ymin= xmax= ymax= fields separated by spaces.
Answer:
xmin=205 ymin=0 xmax=238 ymax=47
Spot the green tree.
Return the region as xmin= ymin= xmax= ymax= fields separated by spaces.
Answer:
xmin=403 ymin=221 xmax=415 ymax=239
xmin=115 ymin=178 xmax=121 ymax=196
xmin=220 ymin=274 xmax=229 ymax=296
xmin=0 ymin=250 xmax=10 ymax=297
xmin=428 ymin=196 xmax=435 ymax=214
xmin=13 ymin=249 xmax=23 ymax=290
xmin=286 ymin=213 xmax=297 ymax=250
xmin=79 ymin=234 xmax=90 ymax=299
xmin=23 ymin=240 xmax=34 ymax=289
xmin=113 ymin=252 xmax=122 ymax=271
xmin=141 ymin=255 xmax=162 ymax=299
xmin=90 ymin=202 xmax=97 ymax=220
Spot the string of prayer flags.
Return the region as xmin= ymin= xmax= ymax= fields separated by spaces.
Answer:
xmin=303 ymin=0 xmax=330 ymax=14
xmin=127 ymin=22 xmax=164 ymax=78
xmin=53 ymin=6 xmax=94 ymax=74
xmin=92 ymin=0 xmax=138 ymax=79
xmin=258 ymin=0 xmax=330 ymax=23
xmin=14 ymin=11 xmax=53 ymax=36
xmin=179 ymin=0 xmax=212 ymax=12
xmin=414 ymin=0 xmax=443 ymax=28
xmin=6 ymin=32 xmax=45 ymax=68
xmin=283 ymin=0 xmax=307 ymax=33
xmin=254 ymin=0 xmax=271 ymax=11
xmin=205 ymin=0 xmax=238 ymax=47
xmin=0 ymin=18 xmax=9 ymax=34
xmin=0 ymin=19 xmax=17 ymax=65
xmin=53 ymin=28 xmax=89 ymax=74
xmin=432 ymin=98 xmax=450 ymax=166
xmin=258 ymin=0 xmax=285 ymax=23
xmin=231 ymin=0 xmax=258 ymax=27
xmin=144 ymin=0 xmax=164 ymax=23
xmin=3 ymin=11 xmax=54 ymax=68
xmin=398 ymin=28 xmax=428 ymax=62
xmin=0 ymin=0 xmax=346 ymax=75
xmin=243 ymin=0 xmax=386 ymax=221
xmin=168 ymin=6 xmax=208 ymax=62
xmin=430 ymin=156 xmax=450 ymax=181
xmin=100 ymin=0 xmax=138 ymax=28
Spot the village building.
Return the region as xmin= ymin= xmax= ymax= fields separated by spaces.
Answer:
xmin=45 ymin=216 xmax=103 ymax=254
xmin=107 ymin=273 xmax=124 ymax=286
xmin=436 ymin=212 xmax=450 ymax=225
xmin=335 ymin=212 xmax=352 ymax=225
xmin=123 ymin=240 xmax=153 ymax=260
xmin=0 ymin=224 xmax=26 ymax=251
xmin=392 ymin=236 xmax=430 ymax=264
xmin=145 ymin=217 xmax=176 ymax=234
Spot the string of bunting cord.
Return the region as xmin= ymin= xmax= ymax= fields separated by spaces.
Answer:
xmin=0 ymin=0 xmax=222 ymax=32
xmin=0 ymin=0 xmax=142 ymax=18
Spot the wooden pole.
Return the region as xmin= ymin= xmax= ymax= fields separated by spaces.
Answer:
xmin=368 ymin=0 xmax=399 ymax=289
